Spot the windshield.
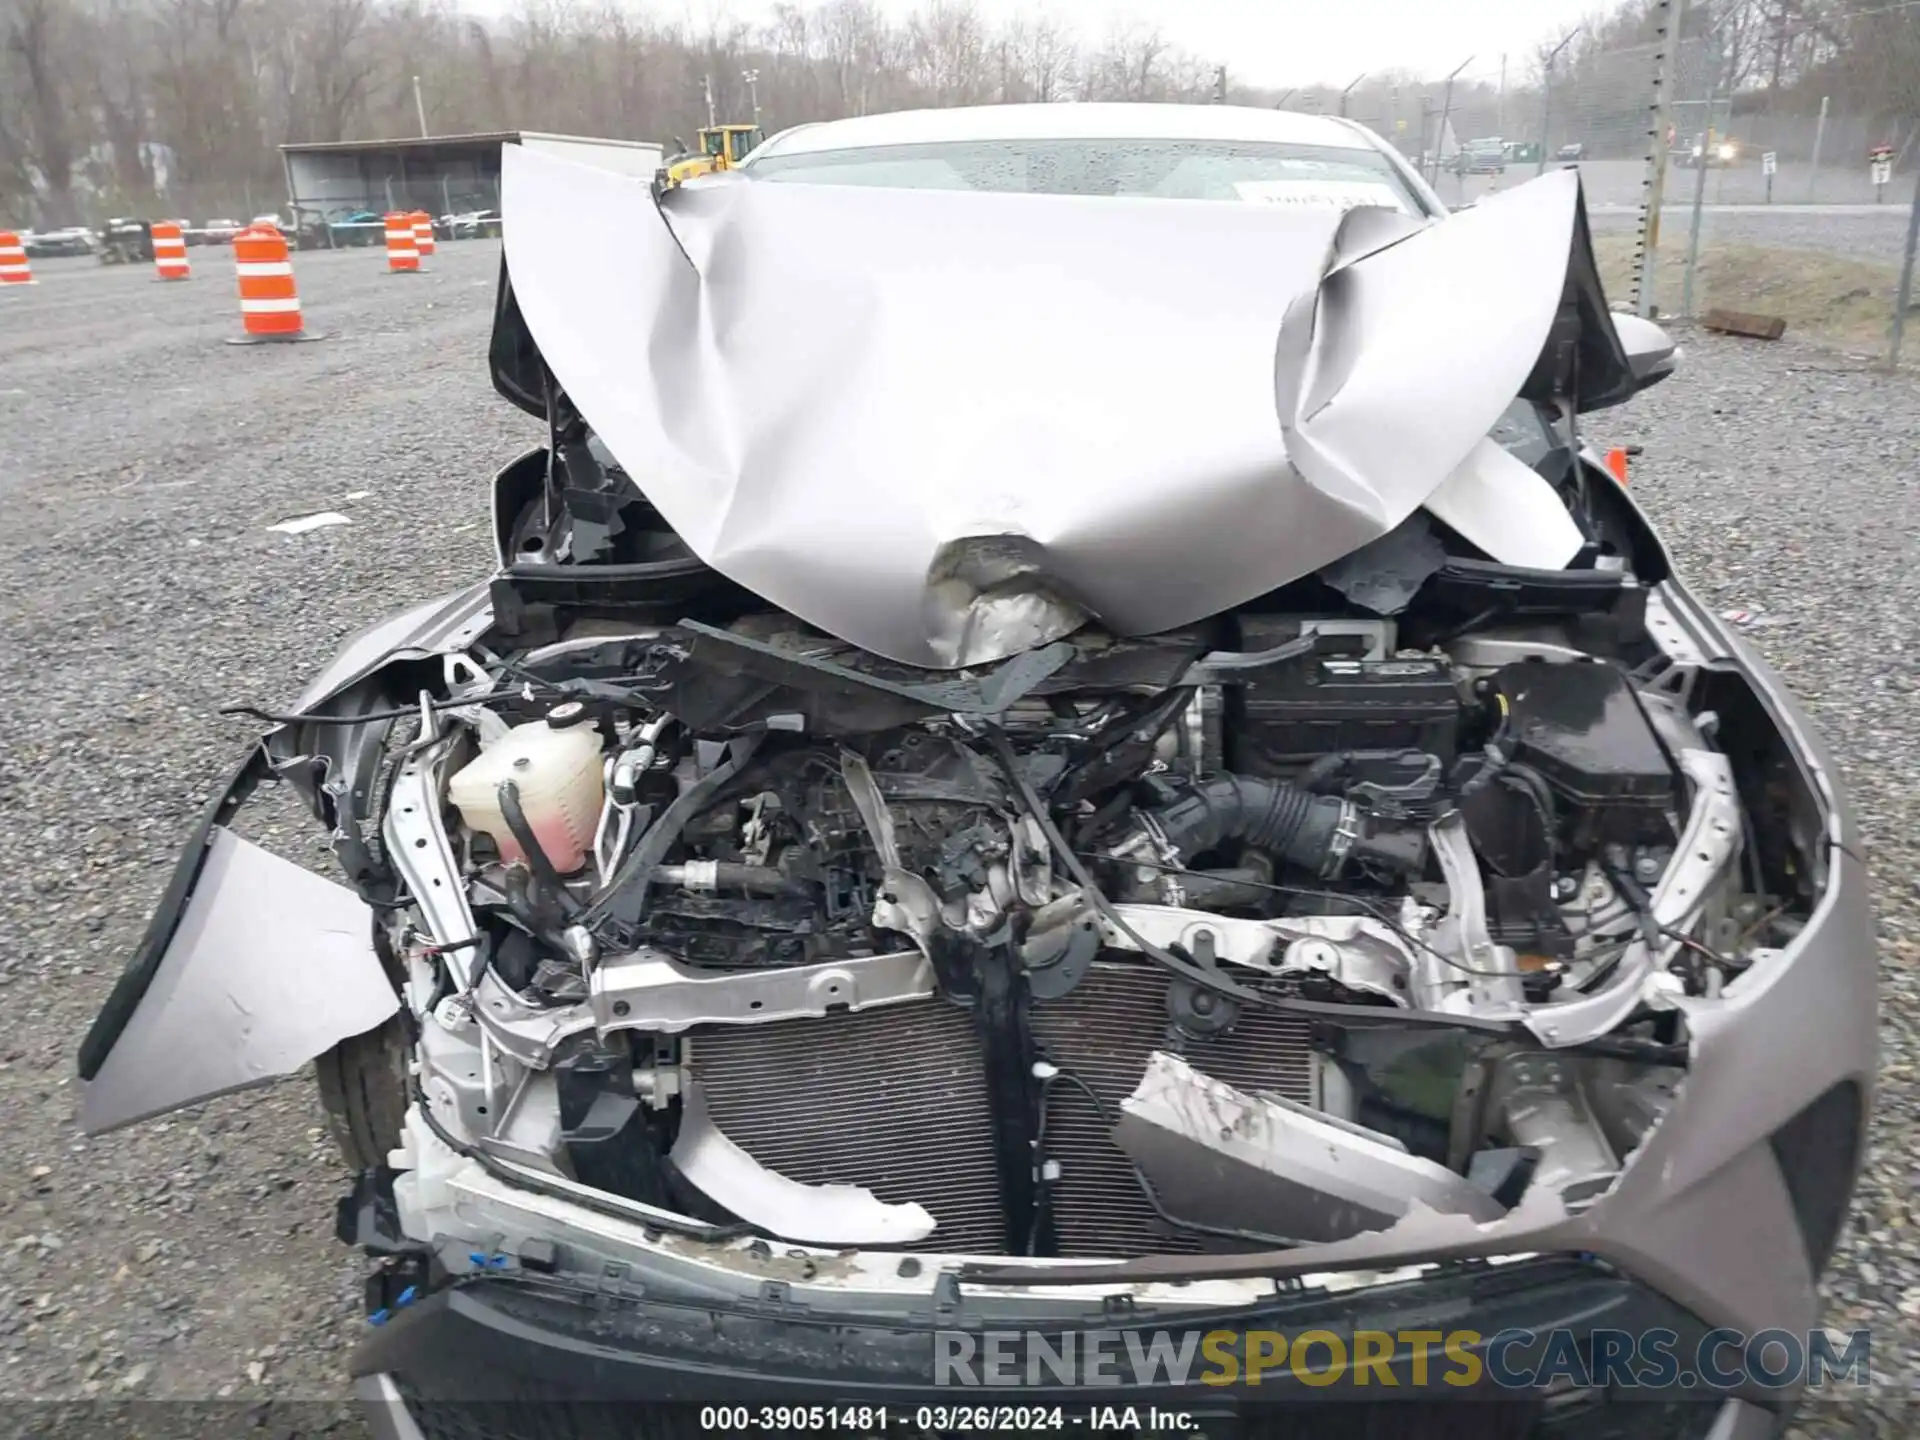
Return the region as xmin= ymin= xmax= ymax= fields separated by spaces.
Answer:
xmin=702 ymin=131 xmax=727 ymax=157
xmin=745 ymin=137 xmax=1424 ymax=214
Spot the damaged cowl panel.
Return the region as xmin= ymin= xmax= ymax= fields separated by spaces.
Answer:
xmin=500 ymin=148 xmax=1632 ymax=669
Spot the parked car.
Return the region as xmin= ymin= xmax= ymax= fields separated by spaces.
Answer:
xmin=22 ymin=225 xmax=95 ymax=258
xmin=452 ymin=207 xmax=503 ymax=239
xmin=199 ymin=217 xmax=242 ymax=244
xmin=1556 ymin=142 xmax=1586 ymax=162
xmin=1449 ymin=137 xmax=1508 ymax=174
xmin=81 ymin=102 xmax=1871 ymax=1437
xmin=327 ymin=209 xmax=386 ymax=247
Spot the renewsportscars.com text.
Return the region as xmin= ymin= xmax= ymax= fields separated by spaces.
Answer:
xmin=934 ymin=1327 xmax=1872 ymax=1392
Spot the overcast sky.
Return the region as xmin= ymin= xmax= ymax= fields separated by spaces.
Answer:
xmin=675 ymin=0 xmax=1598 ymax=89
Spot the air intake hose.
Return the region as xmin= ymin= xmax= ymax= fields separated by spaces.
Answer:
xmin=1142 ymin=773 xmax=1426 ymax=878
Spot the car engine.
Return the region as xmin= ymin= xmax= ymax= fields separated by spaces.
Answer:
xmin=322 ymin=559 xmax=1785 ymax=1261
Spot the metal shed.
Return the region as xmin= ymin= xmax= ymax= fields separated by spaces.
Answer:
xmin=279 ymin=131 xmax=665 ymax=244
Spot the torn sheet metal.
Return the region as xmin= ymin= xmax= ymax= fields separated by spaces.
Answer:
xmin=1116 ymin=1052 xmax=1505 ymax=1244
xmin=81 ymin=827 xmax=400 ymax=1134
xmin=1316 ymin=515 xmax=1447 ymax=616
xmin=669 ymin=1084 xmax=939 ymax=1246
xmin=502 ymin=150 xmax=1596 ymax=669
xmin=1423 ymin=436 xmax=1585 ymax=570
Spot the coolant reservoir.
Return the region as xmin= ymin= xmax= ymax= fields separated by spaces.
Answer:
xmin=447 ymin=707 xmax=605 ymax=875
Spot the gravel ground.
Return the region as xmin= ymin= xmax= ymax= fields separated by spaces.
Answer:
xmin=1602 ymin=338 xmax=1919 ymax=1437
xmin=1 ymin=243 xmax=1915 ymax=1434
xmin=0 ymin=242 xmax=534 ymax=1430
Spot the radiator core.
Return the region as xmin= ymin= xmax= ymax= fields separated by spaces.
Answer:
xmin=685 ymin=958 xmax=1317 ymax=1258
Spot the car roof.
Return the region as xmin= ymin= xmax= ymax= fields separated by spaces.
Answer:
xmin=749 ymin=103 xmax=1379 ymax=162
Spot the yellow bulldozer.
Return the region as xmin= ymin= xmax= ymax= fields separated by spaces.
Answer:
xmin=655 ymin=125 xmax=766 ymax=193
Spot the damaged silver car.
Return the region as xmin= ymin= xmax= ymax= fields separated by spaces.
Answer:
xmin=81 ymin=106 xmax=1873 ymax=1436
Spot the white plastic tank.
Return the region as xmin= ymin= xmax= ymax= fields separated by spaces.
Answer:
xmin=447 ymin=707 xmax=605 ymax=875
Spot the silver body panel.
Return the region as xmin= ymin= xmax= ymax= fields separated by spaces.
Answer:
xmin=81 ymin=828 xmax=400 ymax=1133
xmin=502 ymin=149 xmax=1598 ymax=668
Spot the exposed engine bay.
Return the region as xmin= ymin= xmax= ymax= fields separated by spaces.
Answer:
xmin=280 ymin=469 xmax=1810 ymax=1262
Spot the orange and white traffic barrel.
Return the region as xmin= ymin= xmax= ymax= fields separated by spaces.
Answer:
xmin=226 ymin=223 xmax=325 ymax=345
xmin=0 ymin=231 xmax=34 ymax=286
xmin=411 ymin=211 xmax=436 ymax=260
xmin=152 ymin=221 xmax=190 ymax=281
xmin=384 ymin=212 xmax=419 ymax=273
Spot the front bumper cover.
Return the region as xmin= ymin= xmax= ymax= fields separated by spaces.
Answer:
xmin=351 ymin=1257 xmax=1778 ymax=1437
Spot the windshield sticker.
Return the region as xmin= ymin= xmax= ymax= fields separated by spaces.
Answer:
xmin=1233 ymin=179 xmax=1408 ymax=213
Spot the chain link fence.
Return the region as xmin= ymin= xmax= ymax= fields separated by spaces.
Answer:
xmin=1655 ymin=17 xmax=1919 ymax=364
xmin=1308 ymin=2 xmax=1920 ymax=366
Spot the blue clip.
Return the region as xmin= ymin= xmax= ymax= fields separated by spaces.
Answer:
xmin=396 ymin=1286 xmax=418 ymax=1308
xmin=466 ymin=1250 xmax=512 ymax=1271
xmin=368 ymin=1309 xmax=391 ymax=1327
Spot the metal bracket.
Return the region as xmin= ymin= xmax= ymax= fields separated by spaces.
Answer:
xmin=593 ymin=948 xmax=935 ymax=1035
xmin=1426 ymin=813 xmax=1525 ymax=1014
xmin=382 ymin=697 xmax=476 ymax=951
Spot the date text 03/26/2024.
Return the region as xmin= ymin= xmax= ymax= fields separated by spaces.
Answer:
xmin=698 ymin=1407 xmax=1190 ymax=1432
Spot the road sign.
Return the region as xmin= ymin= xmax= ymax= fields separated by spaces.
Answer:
xmin=1762 ymin=151 xmax=1777 ymax=176
xmin=1872 ymin=142 xmax=1895 ymax=195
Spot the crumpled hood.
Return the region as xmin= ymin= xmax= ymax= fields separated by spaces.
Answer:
xmin=500 ymin=149 xmax=1628 ymax=669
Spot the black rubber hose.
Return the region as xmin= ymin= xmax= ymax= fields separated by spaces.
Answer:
xmin=496 ymin=780 xmax=581 ymax=917
xmin=1147 ymin=773 xmax=1347 ymax=873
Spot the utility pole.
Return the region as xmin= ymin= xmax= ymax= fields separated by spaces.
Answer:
xmin=1214 ymin=65 xmax=1228 ymax=104
xmin=703 ymin=74 xmax=717 ymax=129
xmin=412 ymin=75 xmax=429 ymax=138
xmin=1497 ymin=53 xmax=1508 ymax=135
xmin=1682 ymin=89 xmax=1715 ymax=316
xmin=1338 ymin=72 xmax=1366 ymax=118
xmin=1638 ymin=0 xmax=1687 ymax=317
xmin=1432 ymin=55 xmax=1475 ymax=184
xmin=1806 ymin=94 xmax=1829 ymax=201
xmin=1889 ymin=153 xmax=1920 ymax=366
xmin=742 ymin=68 xmax=761 ymax=127
xmin=1536 ymin=29 xmax=1581 ymax=176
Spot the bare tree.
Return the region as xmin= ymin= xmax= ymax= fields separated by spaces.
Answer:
xmin=905 ymin=0 xmax=987 ymax=105
xmin=1003 ymin=12 xmax=1074 ymax=103
xmin=22 ymin=0 xmax=1910 ymax=232
xmin=4 ymin=0 xmax=83 ymax=222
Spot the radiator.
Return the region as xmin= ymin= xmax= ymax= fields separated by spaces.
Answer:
xmin=686 ymin=994 xmax=1008 ymax=1253
xmin=1031 ymin=961 xmax=1316 ymax=1258
xmin=686 ymin=959 xmax=1317 ymax=1258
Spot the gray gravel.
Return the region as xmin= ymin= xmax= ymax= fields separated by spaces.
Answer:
xmin=1607 ymin=337 xmax=1918 ymax=1437
xmin=0 ymin=241 xmax=532 ymax=1422
xmin=1 ymin=245 xmax=1915 ymax=1432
